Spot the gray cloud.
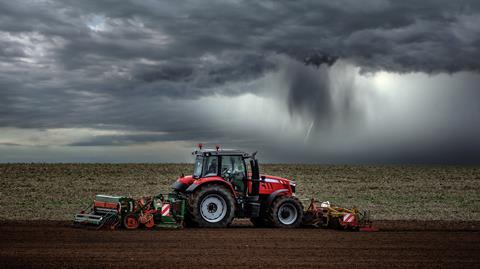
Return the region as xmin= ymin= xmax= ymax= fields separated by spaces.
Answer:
xmin=0 ymin=0 xmax=480 ymax=163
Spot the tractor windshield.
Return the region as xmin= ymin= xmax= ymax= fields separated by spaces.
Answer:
xmin=193 ymin=156 xmax=203 ymax=178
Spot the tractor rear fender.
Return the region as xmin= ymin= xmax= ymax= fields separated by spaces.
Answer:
xmin=185 ymin=177 xmax=236 ymax=197
xmin=266 ymin=189 xmax=289 ymax=205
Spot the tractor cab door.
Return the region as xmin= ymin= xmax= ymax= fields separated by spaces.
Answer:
xmin=220 ymin=155 xmax=246 ymax=194
xmin=203 ymin=155 xmax=219 ymax=177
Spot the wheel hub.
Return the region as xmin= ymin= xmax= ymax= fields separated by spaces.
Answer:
xmin=200 ymin=194 xmax=227 ymax=223
xmin=277 ymin=203 xmax=298 ymax=225
xmin=207 ymin=203 xmax=218 ymax=213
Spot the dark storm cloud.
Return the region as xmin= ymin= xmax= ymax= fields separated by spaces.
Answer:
xmin=1 ymin=0 xmax=480 ymax=162
xmin=286 ymin=62 xmax=332 ymax=126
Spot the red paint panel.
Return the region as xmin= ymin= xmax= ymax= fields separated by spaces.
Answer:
xmin=94 ymin=201 xmax=118 ymax=209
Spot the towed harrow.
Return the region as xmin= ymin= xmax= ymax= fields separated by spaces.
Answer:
xmin=302 ymin=198 xmax=377 ymax=231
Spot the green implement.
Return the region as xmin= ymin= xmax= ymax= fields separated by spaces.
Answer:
xmin=73 ymin=193 xmax=186 ymax=230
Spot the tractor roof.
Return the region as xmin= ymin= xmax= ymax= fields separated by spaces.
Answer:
xmin=192 ymin=148 xmax=252 ymax=158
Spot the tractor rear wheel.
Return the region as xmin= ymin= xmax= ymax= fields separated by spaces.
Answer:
xmin=188 ymin=184 xmax=235 ymax=228
xmin=183 ymin=211 xmax=198 ymax=228
xmin=269 ymin=196 xmax=303 ymax=228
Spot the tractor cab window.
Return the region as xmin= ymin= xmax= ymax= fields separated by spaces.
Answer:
xmin=204 ymin=156 xmax=219 ymax=177
xmin=193 ymin=156 xmax=203 ymax=178
xmin=221 ymin=155 xmax=246 ymax=192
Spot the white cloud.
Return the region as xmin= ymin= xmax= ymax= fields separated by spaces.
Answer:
xmin=0 ymin=127 xmax=166 ymax=147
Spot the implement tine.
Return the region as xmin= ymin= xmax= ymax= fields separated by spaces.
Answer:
xmin=95 ymin=212 xmax=119 ymax=230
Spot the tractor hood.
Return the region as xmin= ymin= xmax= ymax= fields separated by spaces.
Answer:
xmin=171 ymin=173 xmax=296 ymax=194
xmin=257 ymin=174 xmax=296 ymax=194
xmin=260 ymin=174 xmax=291 ymax=184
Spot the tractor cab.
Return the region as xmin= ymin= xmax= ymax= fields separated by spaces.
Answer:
xmin=191 ymin=149 xmax=250 ymax=194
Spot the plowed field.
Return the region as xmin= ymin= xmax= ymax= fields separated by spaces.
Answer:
xmin=1 ymin=221 xmax=479 ymax=268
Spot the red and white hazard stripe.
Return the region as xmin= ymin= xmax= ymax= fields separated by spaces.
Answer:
xmin=343 ymin=213 xmax=354 ymax=223
xmin=161 ymin=204 xmax=171 ymax=216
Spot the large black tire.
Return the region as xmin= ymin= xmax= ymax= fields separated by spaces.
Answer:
xmin=188 ymin=184 xmax=235 ymax=228
xmin=183 ymin=211 xmax=198 ymax=228
xmin=268 ymin=196 xmax=303 ymax=228
xmin=250 ymin=205 xmax=273 ymax=227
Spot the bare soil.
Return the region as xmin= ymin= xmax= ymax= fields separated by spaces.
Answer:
xmin=1 ymin=221 xmax=479 ymax=268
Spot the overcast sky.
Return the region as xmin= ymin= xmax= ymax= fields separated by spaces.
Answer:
xmin=1 ymin=0 xmax=479 ymax=163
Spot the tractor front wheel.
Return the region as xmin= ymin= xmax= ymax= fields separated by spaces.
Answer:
xmin=188 ymin=184 xmax=235 ymax=228
xmin=269 ymin=196 xmax=303 ymax=228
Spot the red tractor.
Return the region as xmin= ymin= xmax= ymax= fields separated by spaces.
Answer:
xmin=171 ymin=146 xmax=303 ymax=228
